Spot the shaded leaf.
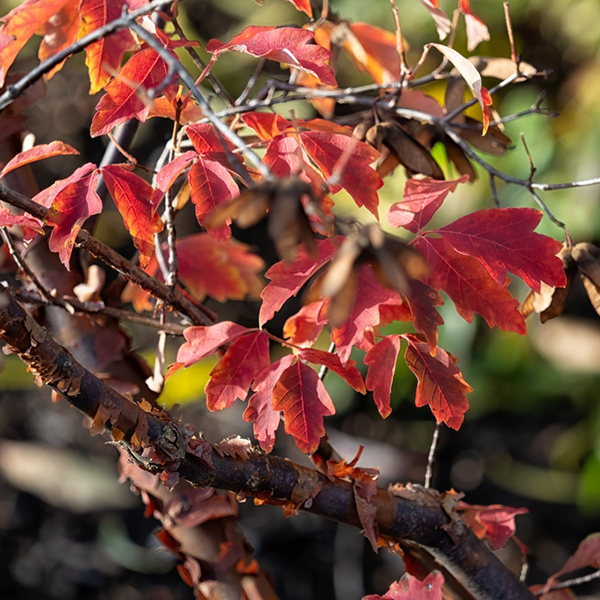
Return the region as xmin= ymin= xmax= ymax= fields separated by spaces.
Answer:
xmin=388 ymin=175 xmax=469 ymax=233
xmin=101 ymin=165 xmax=163 ymax=267
xmin=205 ymin=331 xmax=270 ymax=411
xmin=206 ymin=26 xmax=336 ymax=86
xmin=0 ymin=208 xmax=45 ymax=242
xmin=176 ymin=322 xmax=251 ymax=367
xmin=459 ymin=502 xmax=528 ymax=550
xmin=298 ymin=348 xmax=366 ymax=393
xmin=77 ymin=0 xmax=136 ymax=94
xmin=403 ymin=333 xmax=472 ymax=429
xmin=363 ymin=570 xmax=444 ymax=600
xmin=435 ymin=208 xmax=566 ymax=293
xmin=416 ymin=236 xmax=526 ymax=334
xmin=46 ymin=169 xmax=102 ymax=269
xmin=0 ymin=141 xmax=78 ymax=179
xmin=244 ymin=354 xmax=296 ymax=452
xmin=551 ymin=533 xmax=600 ymax=582
xmin=273 ymin=360 xmax=335 ymax=454
xmin=417 ymin=0 xmax=451 ymax=40
xmin=405 ymin=279 xmax=444 ymax=354
xmin=459 ymin=0 xmax=490 ymax=52
xmin=32 ymin=163 xmax=97 ymax=208
xmin=364 ymin=335 xmax=401 ymax=418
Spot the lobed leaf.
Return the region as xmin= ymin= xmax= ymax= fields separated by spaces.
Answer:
xmin=363 ymin=570 xmax=444 ymax=600
xmin=298 ymin=348 xmax=366 ymax=393
xmin=0 ymin=141 xmax=79 ymax=179
xmin=364 ymin=335 xmax=402 ymax=418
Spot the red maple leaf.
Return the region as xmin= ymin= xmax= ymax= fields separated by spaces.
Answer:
xmin=387 ymin=175 xmax=469 ymax=233
xmin=364 ymin=571 xmax=444 ymax=600
xmin=46 ymin=169 xmax=102 ymax=268
xmin=299 ymin=131 xmax=383 ymax=218
xmin=176 ymin=322 xmax=252 ymax=367
xmin=244 ymin=354 xmax=296 ymax=452
xmin=0 ymin=208 xmax=44 ymax=243
xmin=298 ymin=348 xmax=366 ymax=393
xmin=151 ymin=150 xmax=198 ymax=208
xmin=415 ymin=236 xmax=526 ymax=334
xmin=0 ymin=141 xmax=79 ymax=178
xmin=91 ymin=48 xmax=178 ymax=137
xmin=264 ymin=135 xmax=306 ymax=179
xmin=364 ymin=335 xmax=402 ymax=418
xmin=0 ymin=0 xmax=71 ymax=88
xmin=241 ymin=112 xmax=290 ymax=141
xmin=545 ymin=533 xmax=600 ymax=593
xmin=259 ymin=237 xmax=338 ymax=327
xmin=77 ymin=0 xmax=136 ymax=94
xmin=404 ymin=279 xmax=445 ymax=354
xmin=32 ymin=163 xmax=97 ymax=208
xmin=403 ymin=333 xmax=472 ymax=429
xmin=283 ymin=301 xmax=326 ymax=348
xmin=459 ymin=502 xmax=528 ymax=550
xmin=273 ymin=360 xmax=336 ymax=454
xmin=100 ymin=165 xmax=164 ymax=267
xmin=205 ymin=26 xmax=336 ymax=87
xmin=205 ymin=331 xmax=270 ymax=411
xmin=434 ymin=208 xmax=566 ymax=293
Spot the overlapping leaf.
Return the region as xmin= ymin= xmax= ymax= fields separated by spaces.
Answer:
xmin=434 ymin=208 xmax=566 ymax=293
xmin=0 ymin=208 xmax=45 ymax=242
xmin=205 ymin=331 xmax=270 ymax=411
xmin=364 ymin=571 xmax=444 ymax=600
xmin=298 ymin=348 xmax=366 ymax=393
xmin=417 ymin=0 xmax=451 ymax=40
xmin=101 ymin=165 xmax=163 ymax=267
xmin=205 ymin=26 xmax=336 ymax=87
xmin=151 ymin=150 xmax=198 ymax=207
xmin=33 ymin=163 xmax=97 ymax=208
xmin=244 ymin=354 xmax=295 ymax=452
xmin=77 ymin=0 xmax=136 ymax=94
xmin=364 ymin=335 xmax=401 ymax=418
xmin=459 ymin=502 xmax=528 ymax=550
xmin=0 ymin=141 xmax=79 ymax=178
xmin=273 ymin=360 xmax=335 ymax=454
xmin=403 ymin=333 xmax=472 ymax=429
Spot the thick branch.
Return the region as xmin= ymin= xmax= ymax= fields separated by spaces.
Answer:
xmin=0 ymin=288 xmax=535 ymax=600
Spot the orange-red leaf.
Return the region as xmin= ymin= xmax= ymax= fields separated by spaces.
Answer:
xmin=273 ymin=360 xmax=335 ymax=454
xmin=364 ymin=335 xmax=401 ymax=418
xmin=37 ymin=0 xmax=80 ymax=79
xmin=0 ymin=0 xmax=70 ymax=88
xmin=364 ymin=571 xmax=444 ymax=600
xmin=298 ymin=348 xmax=366 ymax=393
xmin=176 ymin=322 xmax=251 ymax=367
xmin=241 ymin=111 xmax=291 ymax=141
xmin=78 ymin=0 xmax=136 ymax=94
xmin=434 ymin=208 xmax=566 ymax=293
xmin=0 ymin=208 xmax=44 ymax=242
xmin=206 ymin=26 xmax=336 ymax=87
xmin=403 ymin=333 xmax=472 ymax=429
xmin=285 ymin=0 xmax=312 ymax=18
xmin=283 ymin=301 xmax=326 ymax=348
xmin=259 ymin=237 xmax=338 ymax=327
xmin=46 ymin=169 xmax=101 ymax=269
xmin=244 ymin=354 xmax=295 ymax=452
xmin=205 ymin=331 xmax=270 ymax=411
xmin=418 ymin=0 xmax=451 ymax=40
xmin=264 ymin=134 xmax=306 ymax=178
xmin=300 ymin=131 xmax=383 ymax=218
xmin=459 ymin=0 xmax=490 ymax=52
xmin=347 ymin=22 xmax=400 ymax=84
xmin=0 ymin=141 xmax=79 ymax=178
xmin=416 ymin=236 xmax=526 ymax=334
xmin=405 ymin=279 xmax=444 ymax=354
xmin=388 ymin=175 xmax=469 ymax=233
xmin=151 ymin=150 xmax=197 ymax=208
xmin=101 ymin=164 xmax=163 ymax=267
xmin=91 ymin=48 xmax=177 ymax=137
xmin=189 ymin=156 xmax=239 ymax=242
xmin=459 ymin=502 xmax=528 ymax=550
xmin=33 ymin=163 xmax=97 ymax=208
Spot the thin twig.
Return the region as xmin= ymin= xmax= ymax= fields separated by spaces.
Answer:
xmin=235 ymin=58 xmax=267 ymax=106
xmin=389 ymin=0 xmax=408 ymax=80
xmin=424 ymin=422 xmax=441 ymax=488
xmin=489 ymin=174 xmax=501 ymax=207
xmin=318 ymin=341 xmax=337 ymax=380
xmin=164 ymin=118 xmax=180 ymax=288
xmin=503 ymin=3 xmax=519 ymax=66
xmin=534 ymin=570 xmax=600 ymax=595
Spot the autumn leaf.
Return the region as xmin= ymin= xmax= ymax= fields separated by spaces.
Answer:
xmin=241 ymin=112 xmax=291 ymax=141
xmin=32 ymin=163 xmax=97 ymax=208
xmin=283 ymin=301 xmax=326 ymax=348
xmin=0 ymin=208 xmax=45 ymax=242
xmin=417 ymin=0 xmax=451 ymax=40
xmin=429 ymin=43 xmax=493 ymax=135
xmin=416 ymin=236 xmax=526 ymax=334
xmin=547 ymin=533 xmax=600 ymax=589
xmin=259 ymin=237 xmax=338 ymax=327
xmin=273 ymin=360 xmax=335 ymax=454
xmin=91 ymin=48 xmax=178 ymax=137
xmin=100 ymin=165 xmax=164 ymax=267
xmin=0 ymin=0 xmax=71 ymax=88
xmin=364 ymin=335 xmax=402 ymax=418
xmin=244 ymin=354 xmax=295 ymax=452
xmin=151 ymin=150 xmax=198 ymax=208
xmin=264 ymin=135 xmax=306 ymax=178
xmin=364 ymin=571 xmax=444 ymax=600
xmin=285 ymin=0 xmax=312 ymax=18
xmin=176 ymin=321 xmax=252 ymax=367
xmin=189 ymin=156 xmax=239 ymax=242
xmin=77 ymin=0 xmax=136 ymax=94
xmin=46 ymin=169 xmax=102 ymax=269
xmin=403 ymin=333 xmax=472 ymax=429
xmin=298 ymin=348 xmax=366 ymax=393
xmin=434 ymin=208 xmax=566 ymax=293
xmin=37 ymin=0 xmax=80 ymax=79
xmin=404 ymin=279 xmax=444 ymax=354
xmin=0 ymin=141 xmax=79 ymax=179
xmin=205 ymin=26 xmax=336 ymax=87
xmin=459 ymin=502 xmax=528 ymax=550
xmin=459 ymin=0 xmax=490 ymax=52
xmin=300 ymin=131 xmax=383 ymax=218
xmin=205 ymin=331 xmax=270 ymax=411
xmin=388 ymin=175 xmax=469 ymax=233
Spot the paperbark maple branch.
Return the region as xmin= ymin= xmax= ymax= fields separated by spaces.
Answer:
xmin=0 ymin=287 xmax=535 ymax=600
xmin=0 ymin=183 xmax=215 ymax=326
xmin=0 ymin=0 xmax=174 ymax=112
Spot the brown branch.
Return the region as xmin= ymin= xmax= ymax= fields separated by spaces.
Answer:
xmin=0 ymin=183 xmax=215 ymax=326
xmin=0 ymin=287 xmax=536 ymax=600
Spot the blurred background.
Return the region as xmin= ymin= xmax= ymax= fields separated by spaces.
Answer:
xmin=2 ymin=0 xmax=600 ymax=598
